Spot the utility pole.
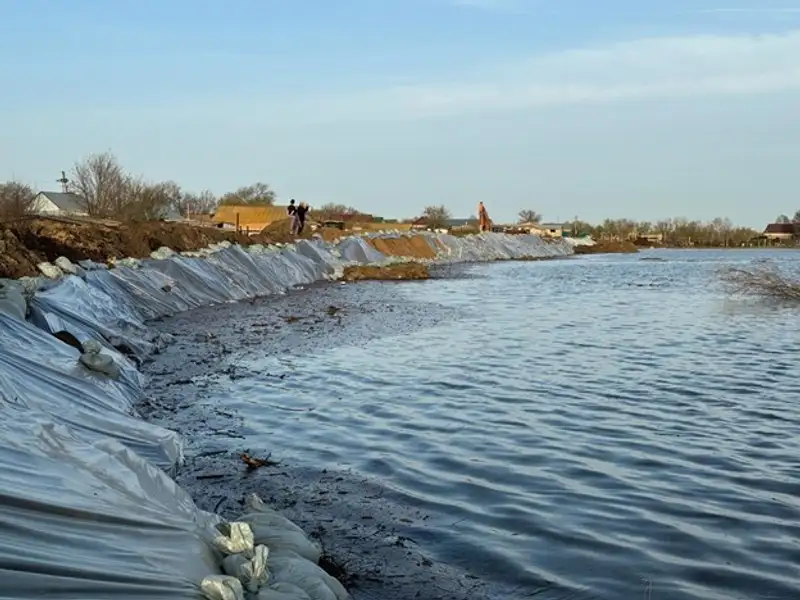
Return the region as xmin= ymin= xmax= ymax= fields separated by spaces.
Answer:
xmin=57 ymin=170 xmax=69 ymax=193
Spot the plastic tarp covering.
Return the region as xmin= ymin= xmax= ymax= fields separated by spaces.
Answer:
xmin=423 ymin=232 xmax=571 ymax=262
xmin=0 ymin=413 xmax=221 ymax=599
xmin=292 ymin=240 xmax=345 ymax=277
xmin=0 ymin=313 xmax=182 ymax=471
xmin=333 ymin=237 xmax=387 ymax=264
xmin=0 ymin=231 xmax=571 ymax=600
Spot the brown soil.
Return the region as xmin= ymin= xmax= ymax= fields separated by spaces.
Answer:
xmin=573 ymin=240 xmax=639 ymax=255
xmin=0 ymin=228 xmax=43 ymax=279
xmin=0 ymin=217 xmax=279 ymax=278
xmin=342 ymin=262 xmax=429 ymax=281
xmin=367 ymin=236 xmax=437 ymax=260
xmin=0 ymin=217 xmax=437 ymax=279
xmin=259 ymin=219 xmax=347 ymax=244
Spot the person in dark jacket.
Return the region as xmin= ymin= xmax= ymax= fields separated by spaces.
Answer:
xmin=295 ymin=202 xmax=310 ymax=235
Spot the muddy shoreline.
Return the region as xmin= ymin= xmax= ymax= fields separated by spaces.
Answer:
xmin=138 ymin=266 xmax=528 ymax=600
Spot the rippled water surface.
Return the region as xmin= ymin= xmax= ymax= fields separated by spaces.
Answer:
xmin=214 ymin=250 xmax=800 ymax=599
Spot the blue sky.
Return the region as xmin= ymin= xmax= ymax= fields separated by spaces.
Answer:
xmin=2 ymin=0 xmax=800 ymax=225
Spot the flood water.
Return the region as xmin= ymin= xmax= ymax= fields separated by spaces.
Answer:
xmin=176 ymin=249 xmax=800 ymax=599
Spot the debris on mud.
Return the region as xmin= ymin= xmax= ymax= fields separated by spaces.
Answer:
xmin=241 ymin=452 xmax=281 ymax=470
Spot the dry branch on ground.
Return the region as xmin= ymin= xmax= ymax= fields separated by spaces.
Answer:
xmin=719 ymin=264 xmax=800 ymax=301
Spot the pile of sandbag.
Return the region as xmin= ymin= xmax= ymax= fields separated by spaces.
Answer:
xmin=202 ymin=494 xmax=351 ymax=600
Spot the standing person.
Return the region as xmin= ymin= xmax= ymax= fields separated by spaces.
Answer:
xmin=296 ymin=202 xmax=310 ymax=235
xmin=289 ymin=200 xmax=302 ymax=236
xmin=478 ymin=201 xmax=490 ymax=232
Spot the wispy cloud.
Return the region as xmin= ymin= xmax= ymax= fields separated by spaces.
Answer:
xmin=695 ymin=7 xmax=800 ymax=13
xmin=448 ymin=0 xmax=533 ymax=12
xmin=295 ymin=29 xmax=800 ymax=122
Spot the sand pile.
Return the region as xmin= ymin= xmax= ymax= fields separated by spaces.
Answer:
xmin=367 ymin=236 xmax=437 ymax=260
xmin=342 ymin=262 xmax=429 ymax=281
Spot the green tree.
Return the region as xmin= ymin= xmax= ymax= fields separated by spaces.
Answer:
xmin=776 ymin=214 xmax=791 ymax=223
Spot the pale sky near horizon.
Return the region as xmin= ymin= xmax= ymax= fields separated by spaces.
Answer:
xmin=2 ymin=1 xmax=800 ymax=226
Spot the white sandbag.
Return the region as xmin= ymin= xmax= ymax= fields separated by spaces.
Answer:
xmin=201 ymin=575 xmax=246 ymax=600
xmin=257 ymin=582 xmax=313 ymax=600
xmin=213 ymin=521 xmax=255 ymax=556
xmin=247 ymin=524 xmax=322 ymax=563
xmin=113 ymin=257 xmax=142 ymax=268
xmin=267 ymin=550 xmax=350 ymax=600
xmin=37 ymin=262 xmax=63 ymax=279
xmin=222 ymin=544 xmax=269 ymax=593
xmin=151 ymin=246 xmax=177 ymax=260
xmin=54 ymin=256 xmax=78 ymax=275
xmin=240 ymin=494 xmax=308 ymax=537
xmin=79 ymin=352 xmax=121 ymax=378
xmin=81 ymin=339 xmax=103 ymax=354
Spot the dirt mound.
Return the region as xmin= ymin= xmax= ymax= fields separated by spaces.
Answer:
xmin=0 ymin=218 xmax=264 ymax=278
xmin=257 ymin=219 xmax=346 ymax=244
xmin=316 ymin=227 xmax=347 ymax=243
xmin=574 ymin=240 xmax=639 ymax=255
xmin=367 ymin=236 xmax=437 ymax=260
xmin=258 ymin=218 xmax=305 ymax=244
xmin=0 ymin=218 xmax=437 ymax=279
xmin=342 ymin=263 xmax=429 ymax=281
xmin=0 ymin=228 xmax=43 ymax=279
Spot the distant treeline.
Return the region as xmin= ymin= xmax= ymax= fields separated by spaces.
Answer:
xmin=571 ymin=217 xmax=763 ymax=247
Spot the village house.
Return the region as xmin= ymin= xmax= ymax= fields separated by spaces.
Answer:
xmin=762 ymin=222 xmax=798 ymax=243
xmin=30 ymin=191 xmax=89 ymax=217
xmin=537 ymin=222 xmax=572 ymax=238
xmin=635 ymin=232 xmax=665 ymax=244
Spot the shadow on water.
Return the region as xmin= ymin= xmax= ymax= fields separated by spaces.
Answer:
xmin=143 ymin=250 xmax=800 ymax=600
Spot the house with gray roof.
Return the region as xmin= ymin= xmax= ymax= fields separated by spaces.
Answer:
xmin=30 ymin=191 xmax=89 ymax=217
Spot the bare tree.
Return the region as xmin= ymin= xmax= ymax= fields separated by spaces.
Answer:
xmin=121 ymin=179 xmax=182 ymax=220
xmin=179 ymin=190 xmax=218 ymax=217
xmin=518 ymin=209 xmax=542 ymax=224
xmin=0 ymin=181 xmax=36 ymax=220
xmin=219 ymin=182 xmax=276 ymax=206
xmin=315 ymin=202 xmax=359 ymax=220
xmin=69 ymin=152 xmax=129 ymax=217
xmin=422 ymin=205 xmax=451 ymax=229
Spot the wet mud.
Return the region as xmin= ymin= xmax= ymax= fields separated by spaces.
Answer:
xmin=139 ymin=267 xmax=522 ymax=600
